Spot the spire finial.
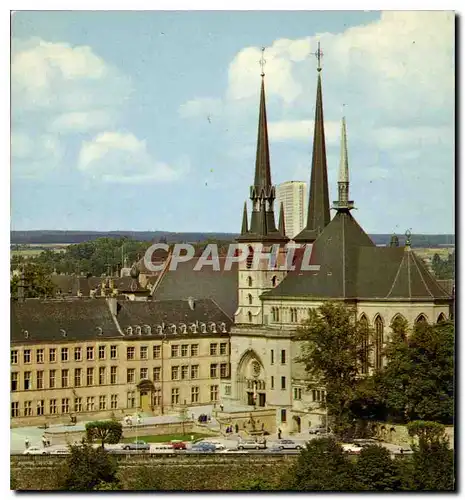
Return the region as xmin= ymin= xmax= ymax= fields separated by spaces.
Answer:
xmin=314 ymin=41 xmax=323 ymax=72
xmin=259 ymin=47 xmax=266 ymax=77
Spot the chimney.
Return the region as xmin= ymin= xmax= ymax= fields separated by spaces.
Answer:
xmin=188 ymin=297 xmax=195 ymax=311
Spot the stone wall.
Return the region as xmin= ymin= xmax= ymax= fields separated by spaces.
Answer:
xmin=372 ymin=422 xmax=454 ymax=448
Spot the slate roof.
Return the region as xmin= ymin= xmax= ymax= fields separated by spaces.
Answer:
xmin=264 ymin=210 xmax=452 ymax=302
xmin=152 ymin=257 xmax=238 ymax=317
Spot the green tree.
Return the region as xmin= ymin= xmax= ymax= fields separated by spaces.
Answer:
xmin=353 ymin=445 xmax=401 ymax=491
xmin=85 ymin=420 xmax=123 ymax=448
xmin=284 ymin=437 xmax=359 ymax=491
xmin=10 ymin=263 xmax=56 ymax=298
xmin=297 ymin=302 xmax=372 ymax=438
xmin=58 ymin=442 xmax=119 ymax=491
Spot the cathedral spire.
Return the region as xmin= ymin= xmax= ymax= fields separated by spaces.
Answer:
xmin=278 ymin=202 xmax=286 ymax=237
xmin=294 ymin=42 xmax=330 ymax=243
xmin=241 ymin=201 xmax=249 ymax=235
xmin=332 ymin=113 xmax=354 ymax=211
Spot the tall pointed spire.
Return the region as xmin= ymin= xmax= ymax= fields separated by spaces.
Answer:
xmin=241 ymin=201 xmax=249 ymax=235
xmin=279 ymin=202 xmax=286 ymax=236
xmin=332 ymin=114 xmax=354 ymax=211
xmin=294 ymin=42 xmax=330 ymax=243
xmin=237 ymin=47 xmax=288 ymax=244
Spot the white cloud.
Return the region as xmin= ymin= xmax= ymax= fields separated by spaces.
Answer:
xmin=371 ymin=126 xmax=453 ymax=150
xmin=78 ymin=132 xmax=188 ymax=184
xmin=178 ymin=98 xmax=223 ymax=119
xmin=269 ymin=119 xmax=340 ymax=143
xmin=48 ymin=110 xmax=117 ymax=133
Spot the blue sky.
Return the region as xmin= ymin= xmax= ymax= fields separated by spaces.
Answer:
xmin=11 ymin=11 xmax=454 ymax=234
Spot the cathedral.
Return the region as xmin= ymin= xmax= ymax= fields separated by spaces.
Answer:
xmin=222 ymin=48 xmax=452 ymax=433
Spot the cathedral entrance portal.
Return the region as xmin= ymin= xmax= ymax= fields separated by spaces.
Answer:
xmin=236 ymin=350 xmax=267 ymax=407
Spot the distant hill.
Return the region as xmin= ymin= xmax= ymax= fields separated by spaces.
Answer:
xmin=10 ymin=230 xmax=455 ymax=248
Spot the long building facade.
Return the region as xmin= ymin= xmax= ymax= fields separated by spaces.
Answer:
xmin=275 ymin=181 xmax=307 ymax=239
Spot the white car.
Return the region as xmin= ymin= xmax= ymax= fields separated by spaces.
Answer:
xmin=202 ymin=440 xmax=225 ymax=450
xmin=341 ymin=443 xmax=363 ymax=455
xmin=23 ymin=446 xmax=48 ymax=455
xmin=51 ymin=448 xmax=70 ymax=455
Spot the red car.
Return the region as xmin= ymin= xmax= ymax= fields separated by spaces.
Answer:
xmin=170 ymin=441 xmax=187 ymax=450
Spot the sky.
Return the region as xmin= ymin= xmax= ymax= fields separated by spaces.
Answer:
xmin=11 ymin=10 xmax=455 ymax=234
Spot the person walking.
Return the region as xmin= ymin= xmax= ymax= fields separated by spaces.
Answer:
xmin=42 ymin=435 xmax=47 ymax=448
xmin=25 ymin=437 xmax=30 ymax=449
xmin=278 ymin=428 xmax=282 ymax=440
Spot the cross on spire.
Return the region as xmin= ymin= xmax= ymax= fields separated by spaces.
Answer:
xmin=259 ymin=47 xmax=266 ymax=77
xmin=314 ymin=42 xmax=323 ymax=72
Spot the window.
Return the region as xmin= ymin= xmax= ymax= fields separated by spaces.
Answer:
xmin=61 ymin=369 xmax=69 ymax=388
xmin=246 ymin=246 xmax=254 ymax=269
xmin=23 ymin=349 xmax=31 ymax=364
xmin=127 ymin=347 xmax=135 ymax=360
xmin=374 ymin=315 xmax=384 ymax=370
xmin=99 ymin=367 xmax=106 ymax=385
xmin=110 ymin=345 xmax=117 ymax=359
xmin=247 ymin=276 xmax=253 ymax=287
xmin=49 ymin=370 xmax=56 ymax=389
xmin=11 ymin=350 xmax=18 ymax=364
xmin=210 ymin=385 xmax=219 ymax=402
xmin=220 ymin=363 xmax=228 ymax=378
xmin=290 ymin=308 xmax=298 ymax=323
xmin=87 ymin=367 xmax=94 ymax=386
xmin=210 ymin=343 xmax=218 ymax=356
xmin=140 ymin=346 xmax=148 ymax=360
xmin=220 ymin=343 xmax=228 ymax=355
xmin=248 ymin=311 xmax=253 ymax=323
xmin=153 ymin=389 xmax=161 ymax=406
xmin=415 ymin=314 xmax=428 ymax=325
xmin=360 ymin=315 xmax=369 ymax=374
xmin=24 ymin=371 xmax=31 ymax=390
xmin=127 ymin=392 xmax=135 ymax=408
xmin=37 ymin=370 xmax=44 ymax=390
xmin=294 ymin=388 xmax=302 ymax=400
xmin=62 ymin=398 xmax=70 ymax=414
xmin=99 ymin=395 xmax=106 ymax=410
xmin=153 ymin=345 xmax=161 ymax=358
xmin=49 ymin=399 xmax=57 ymax=414
xmin=271 ymin=275 xmax=277 ymax=287
xmin=140 ymin=368 xmax=148 ymax=380
xmin=49 ymin=348 xmax=56 ymax=363
xmin=24 ymin=401 xmax=32 ymax=417
xmin=271 ymin=376 xmax=274 ymax=389
xmin=248 ymin=293 xmax=253 ymax=305
xmin=74 ymin=347 xmax=82 ymax=361
xmin=86 ymin=346 xmax=94 ymax=361
xmin=312 ymin=390 xmax=326 ymax=402
xmin=74 ymin=368 xmax=82 ymax=387
xmin=181 ymin=345 xmax=188 ymax=357
xmin=271 ymin=349 xmax=274 ymax=365
xmin=190 ymin=344 xmax=198 ymax=356
xmin=271 ymin=307 xmax=280 ymax=322
xmin=210 ymin=364 xmax=218 ymax=378
xmin=74 ymin=397 xmax=82 ymax=412
xmin=111 ymin=394 xmax=118 ymax=409
xmin=437 ymin=313 xmax=447 ymax=323
xmin=225 ymin=385 xmax=231 ymax=396
xmin=110 ymin=366 xmax=117 ymax=384
xmin=127 ymin=368 xmax=135 ymax=384
xmin=171 ymin=388 xmax=180 ymax=405
xmin=171 ymin=345 xmax=179 ymax=358
xmin=191 ymin=365 xmax=199 ymax=379
xmin=98 ymin=345 xmax=106 ymax=360
xmin=11 ymin=372 xmax=18 ymax=391
xmin=171 ymin=366 xmax=179 ymax=380
xmin=153 ymin=367 xmax=161 ymax=381
xmin=181 ymin=365 xmax=189 ymax=380
xmin=37 ymin=400 xmax=45 ymax=416
xmin=281 ymin=350 xmax=286 ymax=365
xmin=11 ymin=402 xmax=19 ymax=418
xmin=61 ymin=348 xmax=69 ymax=362
xmin=281 ymin=409 xmax=287 ymax=423
xmin=86 ymin=396 xmax=95 ymax=412
xmin=191 ymin=386 xmax=199 ymax=403
xmin=36 ymin=349 xmax=44 ymax=364
xmin=281 ymin=376 xmax=286 ymax=390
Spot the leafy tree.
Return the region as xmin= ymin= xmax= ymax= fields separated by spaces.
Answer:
xmin=58 ymin=442 xmax=119 ymax=491
xmin=85 ymin=420 xmax=123 ymax=448
xmin=353 ymin=445 xmax=401 ymax=491
xmin=10 ymin=263 xmax=56 ymax=298
xmin=235 ymin=477 xmax=277 ymax=491
xmin=284 ymin=437 xmax=359 ymax=491
xmin=93 ymin=481 xmax=121 ymax=491
xmin=297 ymin=302 xmax=372 ymax=438
xmin=407 ymin=420 xmax=448 ymax=444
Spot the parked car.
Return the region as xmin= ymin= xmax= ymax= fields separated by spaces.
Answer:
xmin=170 ymin=441 xmax=187 ymax=450
xmin=237 ymin=439 xmax=267 ymax=450
xmin=51 ymin=448 xmax=70 ymax=455
xmin=275 ymin=439 xmax=303 ymax=450
xmin=308 ymin=426 xmax=327 ymax=435
xmin=189 ymin=442 xmax=216 ymax=453
xmin=122 ymin=440 xmax=150 ymax=451
xmin=201 ymin=440 xmax=225 ymax=450
xmin=150 ymin=444 xmax=174 ymax=454
xmin=23 ymin=446 xmax=48 ymax=455
xmin=341 ymin=443 xmax=363 ymax=455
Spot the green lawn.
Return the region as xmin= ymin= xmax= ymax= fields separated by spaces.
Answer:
xmin=121 ymin=432 xmax=214 ymax=443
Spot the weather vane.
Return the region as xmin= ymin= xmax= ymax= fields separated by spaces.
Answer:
xmin=259 ymin=47 xmax=266 ymax=77
xmin=314 ymin=41 xmax=323 ymax=72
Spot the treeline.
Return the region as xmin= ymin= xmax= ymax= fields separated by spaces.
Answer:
xmin=11 ymin=230 xmax=455 ymax=247
xmin=431 ymin=252 xmax=455 ymax=280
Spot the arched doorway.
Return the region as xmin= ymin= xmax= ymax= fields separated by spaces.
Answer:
xmin=292 ymin=415 xmax=301 ymax=433
xmin=137 ymin=379 xmax=155 ymax=412
xmin=236 ymin=350 xmax=266 ymax=407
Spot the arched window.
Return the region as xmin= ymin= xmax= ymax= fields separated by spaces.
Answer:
xmin=247 ymin=293 xmax=253 ymax=305
xmin=374 ymin=315 xmax=384 ymax=370
xmin=276 ymin=308 xmax=280 ymax=322
xmin=247 ymin=276 xmax=253 ymax=287
xmin=359 ymin=314 xmax=369 ymax=374
xmin=248 ymin=311 xmax=252 ymax=323
xmin=246 ymin=246 xmax=254 ymax=270
xmin=415 ymin=314 xmax=428 ymax=325
xmin=271 ymin=275 xmax=278 ymax=287
xmin=437 ymin=312 xmax=447 ymax=323
xmin=271 ymin=307 xmax=280 ymax=323
xmin=290 ymin=308 xmax=298 ymax=323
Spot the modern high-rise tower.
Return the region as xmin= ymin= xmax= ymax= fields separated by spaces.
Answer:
xmin=275 ymin=181 xmax=308 ymax=239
